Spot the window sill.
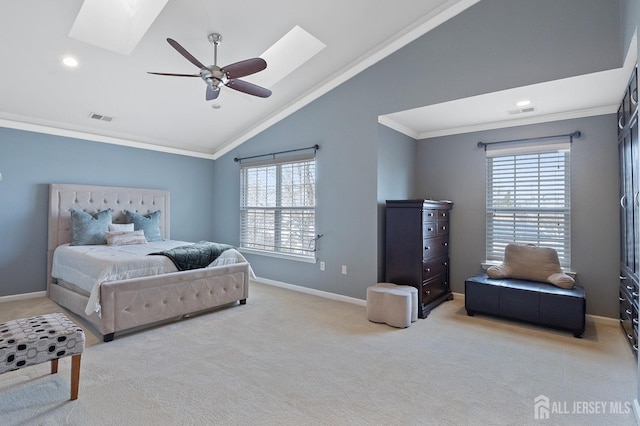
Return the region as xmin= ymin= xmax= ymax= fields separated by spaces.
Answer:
xmin=239 ymin=248 xmax=317 ymax=264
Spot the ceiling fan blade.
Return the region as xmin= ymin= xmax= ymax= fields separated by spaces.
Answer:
xmin=222 ymin=58 xmax=267 ymax=79
xmin=147 ymin=72 xmax=200 ymax=77
xmin=166 ymin=38 xmax=207 ymax=69
xmin=226 ymin=79 xmax=272 ymax=98
xmin=206 ymin=85 xmax=220 ymax=101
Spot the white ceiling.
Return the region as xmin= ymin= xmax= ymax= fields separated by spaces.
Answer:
xmin=379 ymin=56 xmax=636 ymax=140
xmin=0 ymin=0 xmax=633 ymax=159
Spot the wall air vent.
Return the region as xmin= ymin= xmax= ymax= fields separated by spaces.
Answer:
xmin=89 ymin=112 xmax=113 ymax=122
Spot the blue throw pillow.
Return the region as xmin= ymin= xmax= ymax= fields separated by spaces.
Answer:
xmin=125 ymin=210 xmax=163 ymax=242
xmin=69 ymin=208 xmax=112 ymax=245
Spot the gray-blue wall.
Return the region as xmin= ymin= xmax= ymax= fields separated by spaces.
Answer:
xmin=0 ymin=128 xmax=215 ymax=296
xmin=212 ymin=0 xmax=624 ymax=311
xmin=377 ymin=124 xmax=417 ymax=282
xmin=416 ymin=115 xmax=620 ymax=318
xmin=0 ymin=0 xmax=629 ymax=319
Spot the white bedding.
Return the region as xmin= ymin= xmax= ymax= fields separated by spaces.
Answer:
xmin=52 ymin=241 xmax=254 ymax=316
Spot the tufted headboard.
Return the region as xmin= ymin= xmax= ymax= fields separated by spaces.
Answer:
xmin=47 ymin=183 xmax=170 ymax=289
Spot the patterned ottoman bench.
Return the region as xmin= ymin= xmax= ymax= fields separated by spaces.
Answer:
xmin=0 ymin=312 xmax=85 ymax=400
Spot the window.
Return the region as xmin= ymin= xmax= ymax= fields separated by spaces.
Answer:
xmin=486 ymin=144 xmax=571 ymax=267
xmin=240 ymin=153 xmax=316 ymax=260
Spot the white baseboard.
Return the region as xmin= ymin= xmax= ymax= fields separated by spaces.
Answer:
xmin=253 ymin=277 xmax=367 ymax=306
xmin=0 ymin=291 xmax=47 ymax=304
xmin=254 ymin=281 xmax=620 ymax=326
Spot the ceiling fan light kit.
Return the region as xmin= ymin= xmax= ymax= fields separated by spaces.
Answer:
xmin=148 ymin=33 xmax=272 ymax=101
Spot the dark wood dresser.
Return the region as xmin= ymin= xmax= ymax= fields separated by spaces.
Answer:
xmin=385 ymin=199 xmax=453 ymax=318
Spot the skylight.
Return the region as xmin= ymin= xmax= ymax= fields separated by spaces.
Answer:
xmin=248 ymin=25 xmax=326 ymax=89
xmin=69 ymin=0 xmax=169 ymax=55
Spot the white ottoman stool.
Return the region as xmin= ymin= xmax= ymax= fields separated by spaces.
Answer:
xmin=375 ymin=283 xmax=418 ymax=322
xmin=366 ymin=286 xmax=412 ymax=328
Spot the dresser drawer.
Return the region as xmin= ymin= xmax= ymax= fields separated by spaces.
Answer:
xmin=620 ymin=292 xmax=638 ymax=352
xmin=423 ymin=236 xmax=448 ymax=259
xmin=423 ymin=209 xmax=438 ymax=222
xmin=438 ymin=210 xmax=450 ymax=221
xmin=438 ymin=222 xmax=449 ymax=235
xmin=421 ymin=275 xmax=448 ymax=304
xmin=423 ymin=257 xmax=448 ymax=280
xmin=620 ymin=275 xmax=639 ymax=310
xmin=423 ymin=222 xmax=438 ymax=237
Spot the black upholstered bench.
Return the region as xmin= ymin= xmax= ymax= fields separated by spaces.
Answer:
xmin=465 ymin=274 xmax=586 ymax=338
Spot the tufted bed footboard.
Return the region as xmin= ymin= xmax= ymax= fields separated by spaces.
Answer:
xmin=50 ymin=262 xmax=249 ymax=341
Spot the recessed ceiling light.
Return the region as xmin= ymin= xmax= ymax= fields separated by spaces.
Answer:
xmin=63 ymin=56 xmax=78 ymax=67
xmin=516 ymin=99 xmax=531 ymax=107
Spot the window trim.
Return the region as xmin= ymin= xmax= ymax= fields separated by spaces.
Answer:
xmin=485 ymin=144 xmax=571 ymax=268
xmin=239 ymin=153 xmax=317 ymax=262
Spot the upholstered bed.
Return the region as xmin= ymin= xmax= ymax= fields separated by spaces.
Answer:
xmin=47 ymin=183 xmax=251 ymax=342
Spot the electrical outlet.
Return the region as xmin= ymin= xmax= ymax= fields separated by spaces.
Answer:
xmin=341 ymin=265 xmax=347 ymax=275
xmin=320 ymin=261 xmax=325 ymax=271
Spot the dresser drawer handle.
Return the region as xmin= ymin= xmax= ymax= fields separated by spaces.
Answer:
xmin=620 ymin=275 xmax=628 ymax=281
xmin=619 ymin=116 xmax=625 ymax=129
xmin=443 ymin=242 xmax=448 ymax=247
xmin=634 ymin=318 xmax=639 ymax=326
xmin=634 ymin=345 xmax=638 ymax=352
xmin=620 ymin=296 xmax=626 ymax=302
xmin=424 ymin=246 xmax=431 ymax=250
xmin=441 ymin=226 xmax=447 ymax=231
xmin=425 ymin=268 xmax=431 ymax=273
xmin=427 ymin=227 xmax=434 ymax=232
xmin=634 ymin=292 xmax=639 ymax=298
xmin=626 ymin=285 xmax=634 ymax=291
xmin=626 ymin=309 xmax=633 ymax=316
xmin=632 ymin=88 xmax=638 ymax=105
xmin=627 ymin=333 xmax=634 ymax=342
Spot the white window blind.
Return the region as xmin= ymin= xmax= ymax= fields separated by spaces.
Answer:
xmin=486 ymin=145 xmax=571 ymax=267
xmin=240 ymin=153 xmax=316 ymax=259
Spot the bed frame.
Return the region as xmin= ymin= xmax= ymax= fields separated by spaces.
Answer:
xmin=47 ymin=183 xmax=249 ymax=342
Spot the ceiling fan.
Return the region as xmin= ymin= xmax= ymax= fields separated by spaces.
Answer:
xmin=148 ymin=33 xmax=272 ymax=101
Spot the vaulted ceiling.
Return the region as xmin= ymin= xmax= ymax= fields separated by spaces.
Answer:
xmin=0 ymin=1 xmax=632 ymax=159
xmin=0 ymin=0 xmax=482 ymax=159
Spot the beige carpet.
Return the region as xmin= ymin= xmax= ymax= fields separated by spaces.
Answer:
xmin=0 ymin=282 xmax=637 ymax=425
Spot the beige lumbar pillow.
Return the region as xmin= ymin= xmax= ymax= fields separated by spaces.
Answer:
xmin=487 ymin=244 xmax=575 ymax=289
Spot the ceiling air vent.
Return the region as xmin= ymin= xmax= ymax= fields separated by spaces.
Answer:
xmin=507 ymin=106 xmax=536 ymax=115
xmin=89 ymin=112 xmax=113 ymax=122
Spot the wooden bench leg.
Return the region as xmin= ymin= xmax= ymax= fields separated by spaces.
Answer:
xmin=51 ymin=359 xmax=58 ymax=374
xmin=70 ymin=354 xmax=81 ymax=401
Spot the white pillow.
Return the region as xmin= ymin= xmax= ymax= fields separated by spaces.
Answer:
xmin=109 ymin=223 xmax=135 ymax=232
xmin=106 ymin=230 xmax=147 ymax=246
